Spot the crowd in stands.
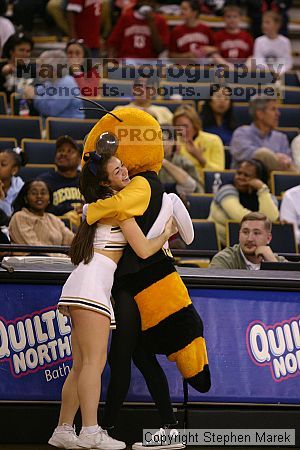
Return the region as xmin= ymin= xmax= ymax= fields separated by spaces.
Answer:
xmin=0 ymin=0 xmax=300 ymax=262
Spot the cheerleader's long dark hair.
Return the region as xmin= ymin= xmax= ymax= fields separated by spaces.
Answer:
xmin=69 ymin=151 xmax=113 ymax=266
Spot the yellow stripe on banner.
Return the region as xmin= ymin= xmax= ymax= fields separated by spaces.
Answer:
xmin=134 ymin=272 xmax=191 ymax=330
xmin=168 ymin=337 xmax=208 ymax=379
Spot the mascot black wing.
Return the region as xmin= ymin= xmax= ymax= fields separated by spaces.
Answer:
xmin=82 ymin=107 xmax=211 ymax=393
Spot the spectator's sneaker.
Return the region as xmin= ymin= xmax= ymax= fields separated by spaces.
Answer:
xmin=132 ymin=428 xmax=185 ymax=449
xmin=78 ymin=426 xmax=126 ymax=449
xmin=48 ymin=423 xmax=82 ymax=449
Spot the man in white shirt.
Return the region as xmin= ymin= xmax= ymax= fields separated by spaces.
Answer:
xmin=280 ymin=185 xmax=300 ymax=248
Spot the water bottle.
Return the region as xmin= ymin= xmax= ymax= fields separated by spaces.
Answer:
xmin=212 ymin=172 xmax=222 ymax=194
xmin=19 ymin=99 xmax=30 ymax=117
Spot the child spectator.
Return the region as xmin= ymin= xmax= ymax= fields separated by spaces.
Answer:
xmin=213 ymin=5 xmax=253 ymax=65
xmin=201 ymin=84 xmax=236 ymax=146
xmin=9 ymin=180 xmax=74 ymax=256
xmin=246 ymin=0 xmax=292 ymax=38
xmin=107 ymin=0 xmax=169 ymax=59
xmin=169 ymin=0 xmax=215 ymax=59
xmin=66 ymin=0 xmax=102 ymax=57
xmin=0 ymin=148 xmax=26 ymax=218
xmin=253 ymin=10 xmax=293 ymax=76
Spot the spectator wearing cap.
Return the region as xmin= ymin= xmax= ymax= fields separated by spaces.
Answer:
xmin=23 ymin=50 xmax=84 ymax=119
xmin=230 ymin=96 xmax=292 ymax=168
xmin=39 ymin=136 xmax=83 ymax=228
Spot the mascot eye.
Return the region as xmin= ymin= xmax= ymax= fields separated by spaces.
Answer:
xmin=96 ymin=132 xmax=119 ymax=155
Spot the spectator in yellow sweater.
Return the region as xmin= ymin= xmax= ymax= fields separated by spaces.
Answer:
xmin=173 ymin=104 xmax=225 ymax=186
xmin=208 ymin=159 xmax=279 ymax=246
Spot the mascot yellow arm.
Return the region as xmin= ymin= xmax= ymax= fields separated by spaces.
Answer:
xmin=87 ymin=176 xmax=151 ymax=225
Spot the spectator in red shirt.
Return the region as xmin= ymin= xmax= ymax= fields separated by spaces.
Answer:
xmin=66 ymin=0 xmax=102 ymax=57
xmin=213 ymin=5 xmax=253 ymax=66
xmin=169 ymin=0 xmax=215 ymax=59
xmin=107 ymin=0 xmax=169 ymax=59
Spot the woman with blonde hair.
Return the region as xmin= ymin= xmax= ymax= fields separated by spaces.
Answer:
xmin=173 ymin=104 xmax=225 ymax=188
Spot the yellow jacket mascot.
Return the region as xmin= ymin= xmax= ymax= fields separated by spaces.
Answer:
xmin=82 ymin=105 xmax=211 ymax=393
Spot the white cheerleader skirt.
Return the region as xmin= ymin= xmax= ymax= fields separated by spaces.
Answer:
xmin=58 ymin=252 xmax=116 ymax=328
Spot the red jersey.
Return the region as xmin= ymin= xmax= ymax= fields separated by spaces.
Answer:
xmin=67 ymin=0 xmax=101 ymax=49
xmin=107 ymin=10 xmax=169 ymax=58
xmin=169 ymin=23 xmax=214 ymax=54
xmin=214 ymin=29 xmax=253 ymax=60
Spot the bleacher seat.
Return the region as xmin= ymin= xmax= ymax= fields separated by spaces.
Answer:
xmin=21 ymin=139 xmax=57 ymax=164
xmin=0 ymin=138 xmax=17 ymax=150
xmin=232 ymin=104 xmax=251 ymax=126
xmin=46 ymin=118 xmax=97 ymax=140
xmin=226 ymin=221 xmax=298 ymax=253
xmin=101 ymin=79 xmax=133 ymax=98
xmin=224 ymin=146 xmax=232 ymax=169
xmin=187 ymin=220 xmax=220 ymax=251
xmin=283 ymin=88 xmax=300 ymax=104
xmin=270 ymin=171 xmax=300 ymax=196
xmin=204 ymin=170 xmax=235 ymax=193
xmin=19 ymin=164 xmax=56 ymax=183
xmin=284 ymin=71 xmax=300 ymax=87
xmin=160 ymin=81 xmax=211 ymax=101
xmin=0 ymin=92 xmax=7 ymax=115
xmin=233 ymin=103 xmax=300 ymax=128
xmin=186 ymin=194 xmax=213 ymax=219
xmin=0 ymin=116 xmax=42 ymax=144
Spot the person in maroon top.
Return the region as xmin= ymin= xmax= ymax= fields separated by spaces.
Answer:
xmin=66 ymin=0 xmax=102 ymax=57
xmin=213 ymin=5 xmax=253 ymax=65
xmin=107 ymin=0 xmax=169 ymax=59
xmin=66 ymin=39 xmax=101 ymax=96
xmin=169 ymin=0 xmax=215 ymax=59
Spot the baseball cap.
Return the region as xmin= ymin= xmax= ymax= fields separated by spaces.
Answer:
xmin=55 ymin=135 xmax=81 ymax=154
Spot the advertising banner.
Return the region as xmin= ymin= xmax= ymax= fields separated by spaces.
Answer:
xmin=0 ymin=284 xmax=299 ymax=404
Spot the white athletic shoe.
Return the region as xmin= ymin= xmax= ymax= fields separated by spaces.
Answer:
xmin=48 ymin=424 xmax=82 ymax=449
xmin=132 ymin=428 xmax=185 ymax=450
xmin=78 ymin=426 xmax=126 ymax=449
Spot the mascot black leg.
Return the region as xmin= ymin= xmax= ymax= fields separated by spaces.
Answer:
xmin=132 ymin=343 xmax=176 ymax=426
xmin=103 ymin=288 xmax=140 ymax=428
xmin=103 ymin=288 xmax=177 ymax=428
